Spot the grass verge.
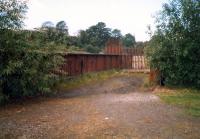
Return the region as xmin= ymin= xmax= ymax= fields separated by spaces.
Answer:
xmin=56 ymin=69 xmax=123 ymax=92
xmin=157 ymin=88 xmax=200 ymax=117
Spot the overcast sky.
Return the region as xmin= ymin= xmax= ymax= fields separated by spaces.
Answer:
xmin=24 ymin=0 xmax=167 ymax=41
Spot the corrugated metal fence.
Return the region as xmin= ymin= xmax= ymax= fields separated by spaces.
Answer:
xmin=58 ymin=39 xmax=149 ymax=76
xmin=61 ymin=54 xmax=132 ymax=76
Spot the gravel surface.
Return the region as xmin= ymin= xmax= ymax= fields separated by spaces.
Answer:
xmin=0 ymin=75 xmax=200 ymax=139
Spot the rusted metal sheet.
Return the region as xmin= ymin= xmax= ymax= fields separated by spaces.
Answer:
xmin=59 ymin=39 xmax=149 ymax=76
xmin=104 ymin=39 xmax=123 ymax=55
xmin=60 ymin=54 xmax=128 ymax=76
xmin=59 ymin=53 xmax=149 ymax=76
xmin=104 ymin=39 xmax=144 ymax=56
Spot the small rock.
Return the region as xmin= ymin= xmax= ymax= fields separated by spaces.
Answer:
xmin=105 ymin=117 xmax=109 ymax=120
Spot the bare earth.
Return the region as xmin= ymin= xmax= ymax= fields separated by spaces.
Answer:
xmin=0 ymin=75 xmax=200 ymax=139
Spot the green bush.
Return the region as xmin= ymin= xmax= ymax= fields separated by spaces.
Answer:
xmin=0 ymin=30 xmax=64 ymax=100
xmin=0 ymin=0 xmax=64 ymax=103
xmin=146 ymin=0 xmax=200 ymax=88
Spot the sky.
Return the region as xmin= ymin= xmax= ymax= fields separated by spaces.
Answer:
xmin=24 ymin=0 xmax=167 ymax=41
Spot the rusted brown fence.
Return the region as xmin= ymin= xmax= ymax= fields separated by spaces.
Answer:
xmin=104 ymin=39 xmax=123 ymax=54
xmin=61 ymin=54 xmax=132 ymax=76
xmin=59 ymin=39 xmax=149 ymax=76
xmin=104 ymin=41 xmax=149 ymax=71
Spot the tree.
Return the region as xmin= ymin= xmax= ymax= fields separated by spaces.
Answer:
xmin=122 ymin=33 xmax=136 ymax=47
xmin=40 ymin=21 xmax=56 ymax=42
xmin=111 ymin=29 xmax=122 ymax=39
xmin=41 ymin=21 xmax=54 ymax=29
xmin=77 ymin=30 xmax=88 ymax=47
xmin=56 ymin=21 xmax=68 ymax=35
xmin=146 ymin=25 xmax=153 ymax=39
xmin=76 ymin=22 xmax=112 ymax=52
xmin=55 ymin=21 xmax=69 ymax=44
xmin=0 ymin=0 xmax=27 ymax=29
xmin=39 ymin=21 xmax=69 ymax=45
xmin=85 ymin=22 xmax=111 ymax=48
xmin=146 ymin=0 xmax=200 ymax=87
xmin=66 ymin=36 xmax=78 ymax=46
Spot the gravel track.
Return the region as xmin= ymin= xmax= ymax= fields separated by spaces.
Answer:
xmin=0 ymin=75 xmax=200 ymax=139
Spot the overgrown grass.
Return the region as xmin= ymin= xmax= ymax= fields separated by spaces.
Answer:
xmin=158 ymin=88 xmax=200 ymax=117
xmin=56 ymin=69 xmax=123 ymax=91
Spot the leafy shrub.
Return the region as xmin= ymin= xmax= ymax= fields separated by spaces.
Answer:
xmin=146 ymin=0 xmax=200 ymax=88
xmin=0 ymin=30 xmax=64 ymax=100
xmin=0 ymin=0 xmax=65 ymax=103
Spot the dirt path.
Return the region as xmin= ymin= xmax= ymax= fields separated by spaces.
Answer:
xmin=0 ymin=75 xmax=200 ymax=139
